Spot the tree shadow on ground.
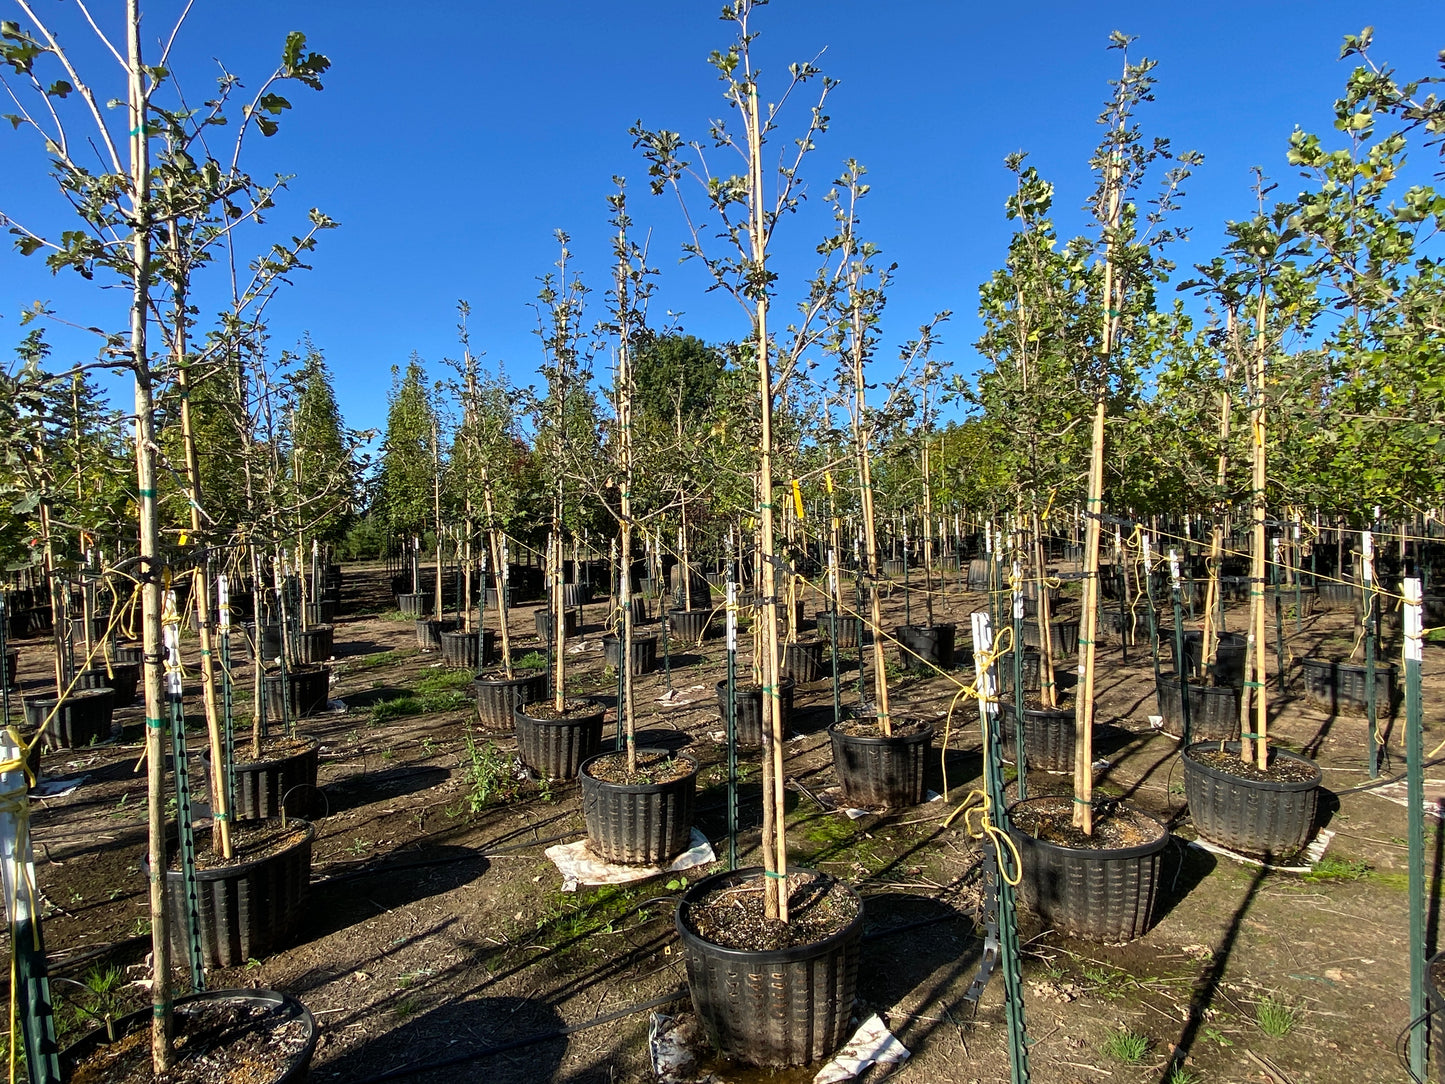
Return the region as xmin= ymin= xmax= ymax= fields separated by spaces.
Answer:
xmin=301 ymin=845 xmax=488 ymax=942
xmin=320 ymin=764 xmax=452 ymax=817
xmin=1154 ymin=861 xmax=1269 ymax=1082
xmin=1151 ymin=837 xmax=1217 ymax=926
xmin=338 ymin=685 xmax=411 ymax=710
xmin=331 ymin=639 xmax=390 ymax=659
xmin=313 ymin=996 xmax=567 ymax=1084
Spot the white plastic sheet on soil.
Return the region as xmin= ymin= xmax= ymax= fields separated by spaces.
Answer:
xmin=647 ymin=1010 xmax=909 ymax=1084
xmin=546 ymin=828 xmax=715 ymax=892
xmin=1189 ymin=826 xmax=1334 ymax=873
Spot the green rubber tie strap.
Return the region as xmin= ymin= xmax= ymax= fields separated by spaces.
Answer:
xmin=1242 ymin=680 xmax=1264 ymax=689
xmin=763 ymin=869 xmax=788 ymax=879
xmin=1240 ymin=731 xmax=1263 ymax=739
xmin=1077 ymin=638 xmax=1094 ymax=646
xmin=212 ymin=810 xmax=230 ymax=820
xmin=1072 ymin=796 xmax=1092 ymax=804
xmin=139 ymin=488 xmax=156 ymax=498
xmin=145 ymin=716 xmax=164 ymax=730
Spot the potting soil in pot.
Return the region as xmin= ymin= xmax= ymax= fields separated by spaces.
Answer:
xmin=1188 ymin=746 xmax=1319 ymax=785
xmin=684 ymin=870 xmax=860 ymax=952
xmin=583 ymin=750 xmax=693 ymax=786
xmin=830 ymin=717 xmax=931 ymax=741
xmin=62 ymin=993 xmax=312 ymax=1084
xmin=1010 ymin=797 xmax=1166 ymax=851
xmin=173 ymin=820 xmax=311 ymax=873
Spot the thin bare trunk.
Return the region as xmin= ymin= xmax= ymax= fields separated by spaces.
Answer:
xmin=747 ymin=79 xmax=787 ymax=921
xmin=127 ymin=1 xmax=171 ymax=1064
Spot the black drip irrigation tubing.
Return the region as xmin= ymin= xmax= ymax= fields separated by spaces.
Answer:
xmin=1329 ymin=755 xmax=1445 ymax=796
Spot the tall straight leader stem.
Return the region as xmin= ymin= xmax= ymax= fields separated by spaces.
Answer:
xmin=125 ymin=0 xmax=172 ymax=1066
xmin=746 ymin=76 xmax=787 ymax=922
xmin=1074 ymin=142 xmax=1122 ymax=836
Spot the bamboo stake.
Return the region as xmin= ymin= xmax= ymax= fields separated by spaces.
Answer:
xmin=745 ymin=76 xmax=787 ymax=921
xmin=1244 ymin=283 xmax=1270 ymax=769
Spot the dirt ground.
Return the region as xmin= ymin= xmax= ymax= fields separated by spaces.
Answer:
xmin=9 ymin=559 xmax=1445 ymax=1084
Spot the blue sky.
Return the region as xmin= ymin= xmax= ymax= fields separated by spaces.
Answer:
xmin=2 ymin=1 xmax=1442 ymax=441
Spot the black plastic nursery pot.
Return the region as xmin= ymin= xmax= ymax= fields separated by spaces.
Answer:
xmin=396 ymin=591 xmax=429 ymax=617
xmin=113 ymin=642 xmax=144 ymax=667
xmin=1104 ymin=607 xmax=1157 ymax=647
xmin=814 ymin=611 xmax=862 ymax=649
xmin=514 ymin=700 xmax=605 ymax=781
xmin=714 ymin=678 xmax=795 ymax=747
xmin=24 ymin=687 xmax=115 ymax=749
xmin=896 ymin=622 xmax=956 ymax=673
xmin=602 ymin=632 xmax=658 ymax=676
xmin=1181 ymin=740 xmax=1321 ymax=857
xmin=1169 ymin=629 xmax=1248 ymax=689
xmin=263 ymin=665 xmax=330 ymax=719
xmin=1154 ymin=674 xmax=1241 ymax=742
xmin=242 ymin=622 xmax=283 ymax=664
xmin=563 ymin=582 xmax=594 ymax=609
xmin=440 ymin=628 xmax=496 ymax=670
xmin=293 ymin=623 xmax=334 ymax=665
xmin=675 ymin=866 xmax=864 ymax=1067
xmin=473 ymin=668 xmax=548 ymax=730
xmin=60 ymin=988 xmax=318 ymax=1084
xmin=535 ymin=608 xmax=580 ymax=641
xmin=579 ymin=749 xmax=699 ymax=865
xmin=164 ymin=820 xmax=314 ymax=969
xmin=667 ymin=608 xmax=714 ymax=643
xmin=1314 ymin=581 xmax=1357 ymax=611
xmin=1021 ymin=583 xmax=1060 ymax=618
xmin=997 ymin=647 xmax=1041 ymax=695
xmin=305 ymin=599 xmax=337 ymax=625
xmin=1299 ymin=657 xmax=1397 ymax=717
xmin=1022 ymin=618 xmax=1080 ymax=657
xmin=781 ymin=638 xmax=826 ymax=683
xmin=416 ymin=617 xmax=460 ymax=650
xmin=97 ymin=661 xmax=140 ymax=707
xmin=1006 ymin=796 xmax=1170 ymax=943
xmin=999 ymin=700 xmax=1074 ymax=772
xmin=229 ymin=735 xmax=321 ymax=821
xmin=828 ymin=719 xmax=934 ymax=808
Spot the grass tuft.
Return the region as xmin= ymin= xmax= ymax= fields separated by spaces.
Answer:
xmin=1254 ymin=993 xmax=1301 ymax=1038
xmin=1101 ymin=1027 xmax=1151 ymax=1063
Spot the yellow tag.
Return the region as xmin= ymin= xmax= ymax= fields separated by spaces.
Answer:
xmin=178 ymin=531 xmax=189 ymax=546
xmin=791 ymin=479 xmax=805 ymax=522
xmin=824 ymin=471 xmax=834 ymax=496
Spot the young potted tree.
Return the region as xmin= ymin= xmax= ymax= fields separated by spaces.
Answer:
xmin=1002 ymin=36 xmax=1189 ymax=941
xmin=636 ymin=3 xmax=864 ymax=1064
xmin=578 ymin=185 xmax=698 ymax=864
xmin=1 ymin=4 xmax=327 ymax=1073
xmin=513 ymin=235 xmax=605 ymax=781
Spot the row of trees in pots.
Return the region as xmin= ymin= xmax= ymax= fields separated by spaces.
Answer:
xmin=0 ymin=2 xmax=364 ymax=1076
xmin=5 ymin=0 xmax=1442 ymax=1077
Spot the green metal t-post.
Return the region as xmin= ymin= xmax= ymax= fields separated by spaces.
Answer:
xmin=971 ymin=611 xmax=1030 ymax=1084
xmin=1364 ymin=531 xmax=1379 ymax=779
xmin=1404 ymin=578 xmax=1426 ymax=1080
xmin=164 ymin=619 xmax=206 ymax=993
xmin=1011 ymin=563 xmax=1027 ymax=802
xmin=0 ymin=729 xmax=61 ymax=1084
xmin=1169 ymin=550 xmax=1191 ymax=744
xmin=1142 ymin=533 xmax=1161 ymax=689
